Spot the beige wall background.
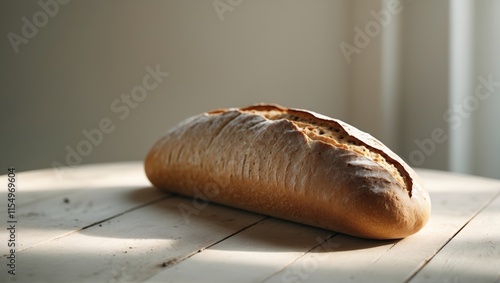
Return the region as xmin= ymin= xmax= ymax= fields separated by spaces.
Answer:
xmin=1 ymin=0 xmax=351 ymax=173
xmin=1 ymin=0 xmax=499 ymax=180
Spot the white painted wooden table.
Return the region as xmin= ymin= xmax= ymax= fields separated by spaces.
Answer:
xmin=1 ymin=162 xmax=499 ymax=283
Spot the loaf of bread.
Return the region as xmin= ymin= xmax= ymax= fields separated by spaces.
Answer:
xmin=145 ymin=104 xmax=431 ymax=239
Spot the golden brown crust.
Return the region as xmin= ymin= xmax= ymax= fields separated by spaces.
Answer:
xmin=144 ymin=104 xmax=431 ymax=239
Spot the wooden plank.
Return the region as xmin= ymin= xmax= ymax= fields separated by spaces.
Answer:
xmin=262 ymin=169 xmax=500 ymax=283
xmin=262 ymin=234 xmax=398 ymax=283
xmin=345 ymin=170 xmax=500 ymax=283
xmin=0 ymin=185 xmax=167 ymax=252
xmin=0 ymin=196 xmax=264 ymax=282
xmin=0 ymin=162 xmax=168 ymax=253
xmin=146 ymin=218 xmax=334 ymax=283
xmin=410 ymin=192 xmax=500 ymax=283
xmin=1 ymin=164 xmax=499 ymax=282
xmin=0 ymin=162 xmax=149 ymax=213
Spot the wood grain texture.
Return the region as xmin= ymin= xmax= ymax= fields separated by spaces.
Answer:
xmin=0 ymin=163 xmax=498 ymax=283
xmin=0 ymin=162 xmax=166 ymax=252
xmin=263 ymin=169 xmax=500 ymax=283
xmin=1 ymin=197 xmax=264 ymax=282
xmin=146 ymin=218 xmax=333 ymax=283
xmin=0 ymin=162 xmax=148 ymax=214
xmin=411 ymin=191 xmax=500 ymax=283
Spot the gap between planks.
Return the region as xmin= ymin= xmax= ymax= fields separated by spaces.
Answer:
xmin=258 ymin=233 xmax=339 ymax=283
xmin=405 ymin=190 xmax=500 ymax=283
xmin=159 ymin=216 xmax=270 ymax=269
xmin=0 ymin=189 xmax=170 ymax=255
xmin=1 ymin=196 xmax=268 ymax=282
xmin=30 ymin=195 xmax=172 ymax=253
